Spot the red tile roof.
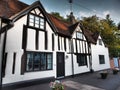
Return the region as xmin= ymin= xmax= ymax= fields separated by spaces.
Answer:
xmin=48 ymin=14 xmax=80 ymax=37
xmin=47 ymin=14 xmax=71 ymax=36
xmin=0 ymin=0 xmax=28 ymax=18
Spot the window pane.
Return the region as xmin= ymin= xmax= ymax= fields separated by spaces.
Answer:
xmin=29 ymin=14 xmax=34 ymax=19
xmin=41 ymin=53 xmax=46 ymax=70
xmin=35 ymin=23 xmax=39 ymax=28
xmin=35 ymin=17 xmax=39 ymax=28
xmin=28 ymin=14 xmax=45 ymax=30
xmin=99 ymin=39 xmax=102 ymax=45
xmin=26 ymin=52 xmax=53 ymax=72
xmin=29 ymin=18 xmax=34 ymax=23
xmin=34 ymin=53 xmax=40 ymax=70
xmin=77 ymin=54 xmax=87 ymax=66
xmin=76 ymin=32 xmax=82 ymax=39
xmin=26 ymin=53 xmax=33 ymax=71
xmin=40 ymin=25 xmax=44 ymax=29
xmin=40 ymin=18 xmax=44 ymax=29
xmin=99 ymin=55 xmax=105 ymax=64
xmin=35 ymin=17 xmax=39 ymax=21
xmin=47 ymin=54 xmax=52 ymax=58
xmin=47 ymin=63 xmax=52 ymax=69
xmin=29 ymin=22 xmax=34 ymax=26
xmin=40 ymin=18 xmax=44 ymax=22
xmin=47 ymin=58 xmax=52 ymax=63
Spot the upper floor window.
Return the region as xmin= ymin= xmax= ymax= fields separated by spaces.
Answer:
xmin=76 ymin=32 xmax=83 ymax=39
xmin=98 ymin=39 xmax=102 ymax=45
xmin=29 ymin=14 xmax=45 ymax=30
xmin=99 ymin=55 xmax=105 ymax=64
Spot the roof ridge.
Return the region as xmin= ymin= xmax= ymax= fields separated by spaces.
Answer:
xmin=48 ymin=13 xmax=70 ymax=26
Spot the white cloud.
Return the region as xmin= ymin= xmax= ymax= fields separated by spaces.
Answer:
xmin=103 ymin=10 xmax=110 ymax=16
xmin=76 ymin=11 xmax=95 ymax=19
xmin=77 ymin=10 xmax=111 ymax=20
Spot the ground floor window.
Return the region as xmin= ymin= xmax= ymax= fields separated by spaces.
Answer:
xmin=77 ymin=54 xmax=87 ymax=66
xmin=26 ymin=52 xmax=53 ymax=72
xmin=99 ymin=55 xmax=105 ymax=64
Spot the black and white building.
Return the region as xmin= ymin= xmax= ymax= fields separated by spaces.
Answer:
xmin=0 ymin=0 xmax=110 ymax=85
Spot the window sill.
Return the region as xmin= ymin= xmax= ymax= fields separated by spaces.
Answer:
xmin=25 ymin=69 xmax=53 ymax=73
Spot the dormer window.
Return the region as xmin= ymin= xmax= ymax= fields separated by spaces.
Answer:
xmin=76 ymin=32 xmax=83 ymax=39
xmin=29 ymin=14 xmax=45 ymax=30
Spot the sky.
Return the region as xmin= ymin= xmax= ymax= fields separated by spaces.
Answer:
xmin=20 ymin=0 xmax=120 ymax=24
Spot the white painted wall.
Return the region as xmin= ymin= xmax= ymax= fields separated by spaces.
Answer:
xmin=91 ymin=36 xmax=110 ymax=71
xmin=65 ymin=53 xmax=72 ymax=76
xmin=73 ymin=55 xmax=90 ymax=74
xmin=3 ymin=14 xmax=56 ymax=84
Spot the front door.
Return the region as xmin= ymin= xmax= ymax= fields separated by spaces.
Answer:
xmin=57 ymin=52 xmax=65 ymax=78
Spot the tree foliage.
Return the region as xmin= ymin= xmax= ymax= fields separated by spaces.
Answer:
xmin=50 ymin=12 xmax=65 ymax=21
xmin=81 ymin=14 xmax=119 ymax=57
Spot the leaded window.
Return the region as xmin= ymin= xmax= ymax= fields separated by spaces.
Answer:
xmin=26 ymin=52 xmax=53 ymax=72
xmin=77 ymin=54 xmax=87 ymax=66
xmin=76 ymin=32 xmax=83 ymax=40
xmin=29 ymin=14 xmax=45 ymax=30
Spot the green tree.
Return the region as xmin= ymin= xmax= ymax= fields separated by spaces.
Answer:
xmin=81 ymin=15 xmax=102 ymax=33
xmin=50 ymin=12 xmax=65 ymax=20
xmin=81 ymin=14 xmax=119 ymax=57
xmin=50 ymin=12 xmax=78 ymax=23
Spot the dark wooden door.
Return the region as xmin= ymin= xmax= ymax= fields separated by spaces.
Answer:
xmin=57 ymin=52 xmax=65 ymax=78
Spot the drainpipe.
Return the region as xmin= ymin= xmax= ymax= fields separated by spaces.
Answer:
xmin=71 ymin=39 xmax=74 ymax=77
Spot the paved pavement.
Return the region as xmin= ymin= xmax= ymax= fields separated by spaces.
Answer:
xmin=3 ymin=70 xmax=120 ymax=90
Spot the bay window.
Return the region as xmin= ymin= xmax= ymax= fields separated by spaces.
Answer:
xmin=26 ymin=52 xmax=53 ymax=72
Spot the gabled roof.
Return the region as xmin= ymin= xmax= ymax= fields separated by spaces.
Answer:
xmin=48 ymin=14 xmax=81 ymax=38
xmin=0 ymin=0 xmax=28 ymax=18
xmin=48 ymin=14 xmax=98 ymax=44
xmin=0 ymin=1 xmax=58 ymax=34
xmin=82 ymin=28 xmax=97 ymax=44
xmin=0 ymin=0 xmax=100 ymax=44
xmin=92 ymin=31 xmax=100 ymax=42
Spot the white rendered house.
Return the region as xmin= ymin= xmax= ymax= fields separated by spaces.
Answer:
xmin=91 ymin=35 xmax=110 ymax=71
xmin=0 ymin=0 xmax=110 ymax=85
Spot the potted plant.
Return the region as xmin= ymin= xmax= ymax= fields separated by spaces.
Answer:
xmin=99 ymin=71 xmax=108 ymax=79
xmin=49 ymin=80 xmax=65 ymax=90
xmin=112 ymin=68 xmax=119 ymax=75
